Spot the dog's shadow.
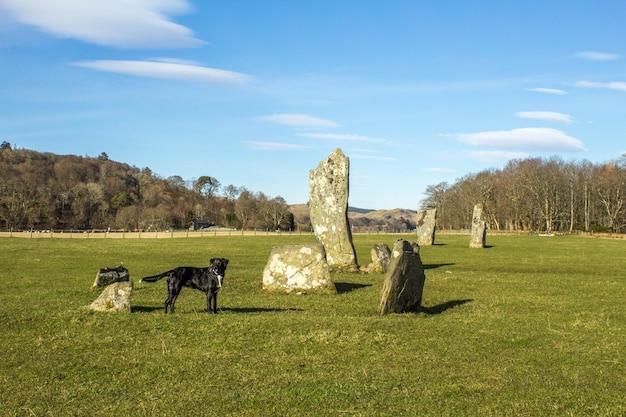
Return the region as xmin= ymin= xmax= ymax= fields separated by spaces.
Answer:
xmin=132 ymin=305 xmax=164 ymax=313
xmin=419 ymin=299 xmax=473 ymax=315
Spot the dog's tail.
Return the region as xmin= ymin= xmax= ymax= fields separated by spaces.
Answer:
xmin=139 ymin=271 xmax=170 ymax=283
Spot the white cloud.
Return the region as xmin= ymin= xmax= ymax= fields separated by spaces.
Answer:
xmin=0 ymin=0 xmax=203 ymax=48
xmin=257 ymin=114 xmax=339 ymax=127
xmin=457 ymin=128 xmax=586 ymax=152
xmin=72 ymin=60 xmax=250 ymax=83
xmin=515 ymin=111 xmax=573 ymax=124
xmin=465 ymin=151 xmax=529 ymax=163
xmin=527 ymin=87 xmax=568 ymax=95
xmin=247 ymin=141 xmax=311 ymax=151
xmin=575 ymin=51 xmax=620 ymax=61
xmin=298 ymin=133 xmax=385 ymax=143
xmin=575 ymin=80 xmax=626 ymax=92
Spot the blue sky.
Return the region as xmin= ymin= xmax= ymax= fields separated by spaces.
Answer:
xmin=1 ymin=1 xmax=625 ymax=209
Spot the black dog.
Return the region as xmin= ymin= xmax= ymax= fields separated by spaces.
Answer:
xmin=139 ymin=258 xmax=229 ymax=314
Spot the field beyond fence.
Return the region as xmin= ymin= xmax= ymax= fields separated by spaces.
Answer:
xmin=1 ymin=234 xmax=625 ymax=416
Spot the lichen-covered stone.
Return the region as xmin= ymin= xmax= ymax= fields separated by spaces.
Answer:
xmin=87 ymin=281 xmax=133 ymax=313
xmin=91 ymin=265 xmax=129 ymax=290
xmin=262 ymin=244 xmax=335 ymax=293
xmin=308 ymin=148 xmax=358 ymax=271
xmin=416 ymin=208 xmax=437 ymax=246
xmin=378 ymin=239 xmax=426 ymax=314
xmin=361 ymin=243 xmax=391 ymax=273
xmin=470 ymin=204 xmax=487 ymax=248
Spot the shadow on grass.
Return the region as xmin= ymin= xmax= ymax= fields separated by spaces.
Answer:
xmin=221 ymin=307 xmax=303 ymax=314
xmin=132 ymin=306 xmax=303 ymax=314
xmin=423 ymin=263 xmax=455 ymax=270
xmin=419 ymin=299 xmax=473 ymax=315
xmin=335 ymin=282 xmax=372 ymax=294
xmin=132 ymin=305 xmax=163 ymax=313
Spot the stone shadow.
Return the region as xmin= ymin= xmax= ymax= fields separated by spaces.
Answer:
xmin=335 ymin=282 xmax=372 ymax=294
xmin=423 ymin=263 xmax=455 ymax=270
xmin=419 ymin=299 xmax=473 ymax=315
xmin=221 ymin=307 xmax=303 ymax=314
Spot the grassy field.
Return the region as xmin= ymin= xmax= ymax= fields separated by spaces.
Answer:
xmin=0 ymin=234 xmax=625 ymax=416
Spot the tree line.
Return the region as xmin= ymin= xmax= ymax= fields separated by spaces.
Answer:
xmin=421 ymin=155 xmax=626 ymax=233
xmin=0 ymin=143 xmax=295 ymax=231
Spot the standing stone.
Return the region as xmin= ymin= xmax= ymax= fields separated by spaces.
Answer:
xmin=415 ymin=208 xmax=437 ymax=246
xmin=308 ymin=148 xmax=358 ymax=271
xmin=86 ymin=281 xmax=133 ymax=313
xmin=378 ymin=239 xmax=426 ymax=315
xmin=262 ymin=244 xmax=336 ymax=293
xmin=469 ymin=203 xmax=487 ymax=248
xmin=91 ymin=265 xmax=129 ymax=290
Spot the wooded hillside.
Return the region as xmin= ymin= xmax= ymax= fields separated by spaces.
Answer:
xmin=0 ymin=143 xmax=294 ymax=231
xmin=421 ymin=156 xmax=626 ymax=233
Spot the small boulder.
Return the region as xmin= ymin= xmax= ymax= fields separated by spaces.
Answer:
xmin=361 ymin=243 xmax=391 ymax=273
xmin=87 ymin=281 xmax=133 ymax=313
xmin=91 ymin=265 xmax=129 ymax=290
xmin=263 ymin=244 xmax=336 ymax=293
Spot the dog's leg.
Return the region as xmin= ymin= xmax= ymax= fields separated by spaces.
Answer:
xmin=206 ymin=292 xmax=214 ymax=313
xmin=165 ymin=277 xmax=183 ymax=314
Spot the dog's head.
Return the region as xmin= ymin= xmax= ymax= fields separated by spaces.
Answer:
xmin=210 ymin=257 xmax=229 ymax=288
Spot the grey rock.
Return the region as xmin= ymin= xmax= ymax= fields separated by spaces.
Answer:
xmin=361 ymin=243 xmax=391 ymax=273
xmin=416 ymin=208 xmax=437 ymax=246
xmin=91 ymin=265 xmax=129 ymax=290
xmin=87 ymin=281 xmax=133 ymax=313
xmin=378 ymin=239 xmax=426 ymax=314
xmin=262 ymin=244 xmax=336 ymax=293
xmin=469 ymin=204 xmax=487 ymax=248
xmin=308 ymin=148 xmax=358 ymax=271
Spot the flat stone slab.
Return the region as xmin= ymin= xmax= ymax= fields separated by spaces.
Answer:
xmin=262 ymin=244 xmax=336 ymax=293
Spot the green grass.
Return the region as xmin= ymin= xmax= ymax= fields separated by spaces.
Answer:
xmin=1 ymin=234 xmax=625 ymax=416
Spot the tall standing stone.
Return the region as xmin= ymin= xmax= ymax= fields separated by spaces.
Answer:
xmin=377 ymin=239 xmax=426 ymax=314
xmin=415 ymin=208 xmax=437 ymax=246
xmin=470 ymin=203 xmax=487 ymax=248
xmin=309 ymin=148 xmax=358 ymax=271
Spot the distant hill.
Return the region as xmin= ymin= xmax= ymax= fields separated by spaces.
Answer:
xmin=289 ymin=204 xmax=417 ymax=232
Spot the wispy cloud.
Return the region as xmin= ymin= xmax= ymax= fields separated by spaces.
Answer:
xmin=465 ymin=151 xmax=529 ymax=163
xmin=298 ymin=133 xmax=386 ymax=143
xmin=457 ymin=128 xmax=586 ymax=152
xmin=515 ymin=111 xmax=573 ymax=124
xmin=527 ymin=87 xmax=568 ymax=95
xmin=257 ymin=114 xmax=339 ymax=127
xmin=72 ymin=60 xmax=250 ymax=83
xmin=0 ymin=0 xmax=203 ymax=48
xmin=575 ymin=51 xmax=620 ymax=61
xmin=247 ymin=141 xmax=311 ymax=151
xmin=575 ymin=80 xmax=626 ymax=92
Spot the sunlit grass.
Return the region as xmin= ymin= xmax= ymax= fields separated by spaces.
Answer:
xmin=1 ymin=234 xmax=625 ymax=416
